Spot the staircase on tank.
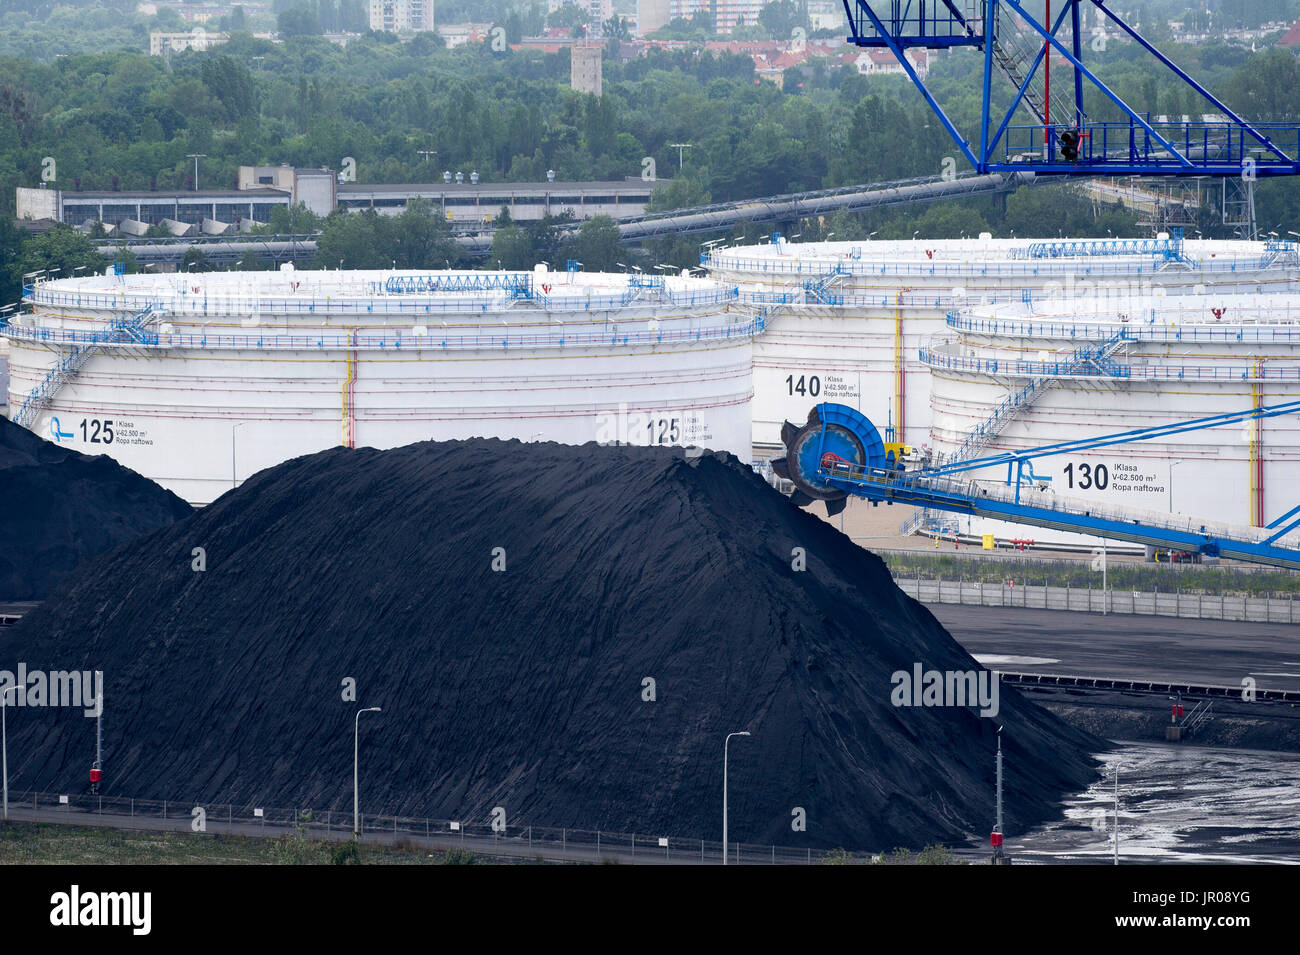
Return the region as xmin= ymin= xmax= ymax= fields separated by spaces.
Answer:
xmin=13 ymin=304 xmax=156 ymax=429
xmin=943 ymin=327 xmax=1132 ymax=466
xmin=803 ymin=265 xmax=848 ymax=305
xmin=910 ymin=325 xmax=1130 ymax=534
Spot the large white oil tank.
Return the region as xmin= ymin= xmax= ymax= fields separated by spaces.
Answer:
xmin=925 ymin=291 xmax=1300 ymax=547
xmin=705 ymin=235 xmax=1300 ymax=459
xmin=5 ymin=268 xmax=757 ymax=504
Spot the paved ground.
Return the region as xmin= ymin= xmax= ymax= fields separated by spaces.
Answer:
xmin=932 ymin=604 xmax=1300 ymax=691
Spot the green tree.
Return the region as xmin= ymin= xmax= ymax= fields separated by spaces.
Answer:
xmin=878 ymin=203 xmax=990 ymax=239
xmin=647 ymin=177 xmax=711 ymax=213
xmin=278 ymin=6 xmax=322 ymax=36
xmin=490 ymin=223 xmax=535 ymax=269
xmin=604 ymin=16 xmax=630 ymax=41
xmin=1221 ymin=49 xmax=1300 ymax=123
xmin=268 ymin=202 xmax=322 ymax=234
xmin=17 ymin=228 xmax=107 ymax=287
xmin=317 ymin=210 xmax=387 ymax=269
xmin=758 ymin=0 xmax=809 ymax=38
xmin=547 ymin=4 xmax=587 ymax=30
xmin=0 ymin=218 xmax=26 ymax=308
xmin=389 ymin=197 xmax=459 ymax=269
xmin=180 ymin=247 xmax=213 ymax=272
xmin=564 ymin=215 xmax=622 ymax=271
xmin=201 ymin=56 xmax=257 ymax=122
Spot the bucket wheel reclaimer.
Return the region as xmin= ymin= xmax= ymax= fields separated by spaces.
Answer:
xmin=769 ymin=404 xmax=890 ymax=517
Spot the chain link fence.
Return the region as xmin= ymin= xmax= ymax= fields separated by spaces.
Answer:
xmin=6 ymin=790 xmax=862 ymax=865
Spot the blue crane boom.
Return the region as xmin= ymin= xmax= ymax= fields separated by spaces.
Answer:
xmin=770 ymin=401 xmax=1300 ymax=570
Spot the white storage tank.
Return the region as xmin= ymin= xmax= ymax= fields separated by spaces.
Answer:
xmin=5 ymin=268 xmax=756 ymax=504
xmin=705 ymin=234 xmax=1300 ymax=459
xmin=925 ymin=291 xmax=1300 ymax=547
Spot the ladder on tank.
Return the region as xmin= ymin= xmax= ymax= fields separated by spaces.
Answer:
xmin=804 ymin=265 xmax=848 ymax=305
xmin=13 ymin=304 xmax=156 ymax=430
xmin=942 ymin=327 xmax=1131 ymax=465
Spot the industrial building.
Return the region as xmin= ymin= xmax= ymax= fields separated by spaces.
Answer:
xmin=16 ymin=169 xmax=657 ymax=235
xmin=336 ymin=178 xmax=651 ymax=222
xmin=4 ymin=268 xmax=756 ymax=505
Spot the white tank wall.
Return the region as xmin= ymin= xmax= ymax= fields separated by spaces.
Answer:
xmin=706 ymin=238 xmax=1300 ymax=455
xmin=6 ymin=270 xmax=756 ymax=505
xmin=927 ymin=294 xmax=1300 ymax=547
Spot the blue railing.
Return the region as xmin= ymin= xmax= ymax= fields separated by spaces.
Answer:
xmin=706 ymin=251 xmax=1287 ymax=279
xmin=1013 ymin=230 xmax=1185 ymax=262
xmin=383 ymin=272 xmax=534 ymax=295
xmin=23 ymin=285 xmax=740 ymax=315
xmin=846 ymin=2 xmax=984 ymax=48
xmin=1001 ymin=122 xmax=1300 ymax=172
xmin=919 ymin=346 xmax=1300 ymax=382
xmin=947 ymin=313 xmax=1300 ymax=342
xmin=1 ymin=317 xmax=764 ymax=352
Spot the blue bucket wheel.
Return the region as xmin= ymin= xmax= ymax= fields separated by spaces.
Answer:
xmin=769 ymin=403 xmax=885 ymax=515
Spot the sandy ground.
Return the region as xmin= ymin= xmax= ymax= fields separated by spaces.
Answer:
xmin=803 ymin=497 xmax=1167 ymax=566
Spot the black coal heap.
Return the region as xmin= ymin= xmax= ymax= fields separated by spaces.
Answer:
xmin=0 ymin=416 xmax=192 ymax=600
xmin=1 ymin=438 xmax=1100 ymax=850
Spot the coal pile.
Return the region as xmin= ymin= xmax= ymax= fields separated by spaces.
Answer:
xmin=0 ymin=416 xmax=192 ymax=600
xmin=0 ymin=439 xmax=1101 ymax=850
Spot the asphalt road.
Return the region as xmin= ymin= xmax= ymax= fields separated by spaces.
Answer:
xmin=930 ymin=604 xmax=1300 ymax=692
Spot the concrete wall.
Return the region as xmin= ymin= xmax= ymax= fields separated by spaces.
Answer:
xmin=16 ymin=187 xmax=59 ymax=222
xmin=293 ymin=171 xmax=337 ymax=218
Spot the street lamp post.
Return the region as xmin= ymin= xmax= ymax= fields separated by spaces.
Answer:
xmin=353 ymin=706 xmax=382 ymax=837
xmin=186 ymin=153 xmax=206 ymax=192
xmin=231 ymin=422 xmax=246 ymax=489
xmin=1168 ymin=459 xmax=1186 ymax=514
xmin=1113 ymin=761 xmax=1120 ymax=864
xmin=2 ymin=684 xmax=21 ymax=822
xmin=722 ymin=730 xmax=750 ymax=865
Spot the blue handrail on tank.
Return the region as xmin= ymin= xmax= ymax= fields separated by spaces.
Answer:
xmin=1012 ymin=229 xmax=1185 ymax=262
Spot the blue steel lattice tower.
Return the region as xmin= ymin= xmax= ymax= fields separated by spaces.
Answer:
xmin=838 ymin=0 xmax=1300 ymax=178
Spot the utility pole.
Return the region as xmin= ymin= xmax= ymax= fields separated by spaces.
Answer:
xmin=667 ymin=143 xmax=692 ymax=172
xmin=417 ymin=149 xmax=437 ymax=177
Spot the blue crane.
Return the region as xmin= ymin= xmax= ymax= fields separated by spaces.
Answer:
xmin=771 ymin=401 xmax=1300 ymax=569
xmin=840 ymin=0 xmax=1300 ymax=177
